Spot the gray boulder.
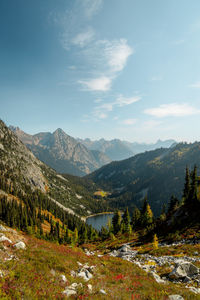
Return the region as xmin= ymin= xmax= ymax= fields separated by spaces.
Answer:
xmin=14 ymin=241 xmax=26 ymax=250
xmin=169 ymin=262 xmax=199 ymax=279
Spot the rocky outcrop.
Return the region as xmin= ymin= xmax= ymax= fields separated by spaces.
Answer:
xmin=70 ymin=262 xmax=95 ymax=282
xmin=169 ymin=262 xmax=199 ymax=280
xmin=109 ymin=243 xmax=200 ymax=294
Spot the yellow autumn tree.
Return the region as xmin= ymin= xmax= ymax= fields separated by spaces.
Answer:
xmin=152 ymin=234 xmax=158 ymax=250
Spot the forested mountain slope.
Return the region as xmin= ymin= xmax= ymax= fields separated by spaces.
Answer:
xmin=0 ymin=120 xmax=106 ymax=216
xmin=87 ymin=143 xmax=200 ymax=215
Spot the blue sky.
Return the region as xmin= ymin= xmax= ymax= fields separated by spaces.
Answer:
xmin=1 ymin=0 xmax=200 ymax=142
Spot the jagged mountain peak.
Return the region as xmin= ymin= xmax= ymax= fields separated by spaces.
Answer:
xmin=10 ymin=125 xmax=111 ymax=176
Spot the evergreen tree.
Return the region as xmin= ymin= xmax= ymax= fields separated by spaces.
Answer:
xmin=189 ymin=165 xmax=198 ymax=203
xmin=183 ymin=166 xmax=190 ymax=203
xmin=112 ymin=210 xmax=122 ymax=234
xmin=121 ymin=207 xmax=131 ymax=233
xmin=140 ymin=198 xmax=153 ymax=227
xmin=131 ymin=207 xmax=141 ymax=229
xmin=168 ymin=195 xmax=179 ymax=213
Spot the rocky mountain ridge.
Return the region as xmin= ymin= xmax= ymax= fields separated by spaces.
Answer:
xmin=1 ymin=120 xmax=105 ymax=216
xmin=78 ymin=137 xmax=176 ymax=160
xmin=10 ymin=126 xmax=111 ymax=176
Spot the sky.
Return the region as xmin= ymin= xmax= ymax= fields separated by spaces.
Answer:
xmin=1 ymin=0 xmax=200 ymax=143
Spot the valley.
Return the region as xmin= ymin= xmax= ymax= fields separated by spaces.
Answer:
xmin=1 ymin=119 xmax=200 ymax=299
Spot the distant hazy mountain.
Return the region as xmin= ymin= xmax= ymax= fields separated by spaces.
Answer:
xmin=87 ymin=142 xmax=200 ymax=215
xmin=10 ymin=126 xmax=111 ymax=176
xmin=123 ymin=139 xmax=177 ymax=154
xmin=78 ymin=137 xmax=176 ymax=161
xmin=77 ymin=138 xmax=135 ymax=161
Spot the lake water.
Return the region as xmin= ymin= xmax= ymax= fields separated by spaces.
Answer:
xmin=86 ymin=213 xmax=114 ymax=231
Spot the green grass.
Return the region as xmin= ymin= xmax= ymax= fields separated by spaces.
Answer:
xmin=0 ymin=232 xmax=199 ymax=299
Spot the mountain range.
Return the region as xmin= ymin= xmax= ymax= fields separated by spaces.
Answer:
xmin=10 ymin=126 xmax=111 ymax=176
xmin=10 ymin=126 xmax=176 ymax=177
xmin=78 ymin=137 xmax=176 ymax=160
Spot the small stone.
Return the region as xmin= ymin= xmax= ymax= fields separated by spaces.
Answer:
xmin=60 ymin=274 xmax=67 ymax=282
xmin=168 ymin=295 xmax=184 ymax=300
xmin=70 ymin=270 xmax=76 ymax=277
xmin=62 ymin=289 xmax=77 ymax=296
xmin=14 ymin=241 xmax=26 ymax=250
xmin=87 ymin=284 xmax=92 ymax=292
xmin=99 ymin=289 xmax=107 ymax=295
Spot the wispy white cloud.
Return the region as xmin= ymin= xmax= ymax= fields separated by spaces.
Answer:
xmin=71 ymin=28 xmax=95 ymax=47
xmin=103 ymin=39 xmax=133 ymax=72
xmin=53 ymin=1 xmax=133 ymax=93
xmin=81 ymin=0 xmax=103 ymax=19
xmin=144 ymin=103 xmax=200 ymax=118
xmin=116 ymin=95 xmax=141 ymax=106
xmin=189 ymin=81 xmax=200 ymax=88
xmin=121 ymin=118 xmax=137 ymax=125
xmin=78 ymin=39 xmax=133 ymax=91
xmin=92 ymin=94 xmax=141 ymax=119
xmin=79 ymin=76 xmax=112 ymax=91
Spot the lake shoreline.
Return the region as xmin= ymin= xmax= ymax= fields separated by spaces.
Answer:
xmin=85 ymin=211 xmax=114 ymax=220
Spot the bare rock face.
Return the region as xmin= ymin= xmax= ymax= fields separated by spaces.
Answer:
xmin=0 ymin=120 xmax=46 ymax=192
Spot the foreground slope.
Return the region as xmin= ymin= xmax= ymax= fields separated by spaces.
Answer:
xmin=87 ymin=143 xmax=200 ymax=215
xmin=0 ymin=120 xmax=105 ymax=216
xmin=10 ymin=126 xmax=111 ymax=176
xmin=0 ymin=223 xmax=198 ymax=299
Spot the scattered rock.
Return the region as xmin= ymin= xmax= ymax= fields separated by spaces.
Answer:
xmin=70 ymin=270 xmax=76 ymax=277
xmin=187 ymin=286 xmax=200 ymax=294
xmin=62 ymin=288 xmax=77 ymax=297
xmin=87 ymin=284 xmax=92 ymax=292
xmin=62 ymin=283 xmax=82 ymax=296
xmin=60 ymin=274 xmax=67 ymax=282
xmin=0 ymin=235 xmax=12 ymax=243
xmin=0 ymin=225 xmax=7 ymax=232
xmin=168 ymin=295 xmax=184 ymax=300
xmin=14 ymin=241 xmax=26 ymax=250
xmin=77 ymin=268 xmax=93 ymax=281
xmin=99 ymin=289 xmax=107 ymax=295
xmin=150 ymin=271 xmax=166 ymax=284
